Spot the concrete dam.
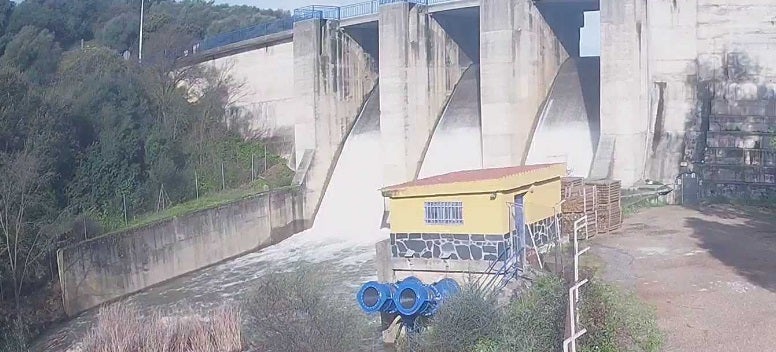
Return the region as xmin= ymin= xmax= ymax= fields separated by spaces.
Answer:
xmin=46 ymin=0 xmax=776 ymax=349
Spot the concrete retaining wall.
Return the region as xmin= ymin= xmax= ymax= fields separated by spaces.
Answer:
xmin=200 ymin=39 xmax=297 ymax=165
xmin=57 ymin=189 xmax=305 ymax=316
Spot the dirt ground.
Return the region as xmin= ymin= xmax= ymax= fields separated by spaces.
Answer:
xmin=591 ymin=205 xmax=776 ymax=352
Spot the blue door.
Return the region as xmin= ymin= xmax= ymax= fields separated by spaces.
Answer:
xmin=513 ymin=195 xmax=525 ymax=265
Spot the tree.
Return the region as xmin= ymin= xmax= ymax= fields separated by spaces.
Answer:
xmin=0 ymin=149 xmax=57 ymax=320
xmin=0 ymin=0 xmax=13 ymax=38
xmin=96 ymin=13 xmax=139 ymax=52
xmin=0 ymin=26 xmax=62 ymax=84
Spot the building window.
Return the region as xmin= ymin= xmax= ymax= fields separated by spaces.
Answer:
xmin=424 ymin=201 xmax=463 ymax=225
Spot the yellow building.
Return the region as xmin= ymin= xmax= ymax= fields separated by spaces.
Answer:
xmin=381 ymin=163 xmax=565 ymax=261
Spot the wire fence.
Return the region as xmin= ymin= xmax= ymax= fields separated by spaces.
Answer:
xmin=82 ymin=149 xmax=293 ymax=237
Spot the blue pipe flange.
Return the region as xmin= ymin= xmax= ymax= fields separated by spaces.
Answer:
xmin=432 ymin=278 xmax=461 ymax=301
xmin=395 ymin=276 xmax=434 ymax=316
xmin=356 ymin=281 xmax=397 ymax=313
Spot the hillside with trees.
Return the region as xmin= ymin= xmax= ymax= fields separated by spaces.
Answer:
xmin=0 ymin=0 xmax=289 ymax=348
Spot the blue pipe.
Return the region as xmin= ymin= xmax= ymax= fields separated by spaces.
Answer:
xmin=356 ymin=281 xmax=397 ymax=313
xmin=356 ymin=277 xmax=460 ymax=328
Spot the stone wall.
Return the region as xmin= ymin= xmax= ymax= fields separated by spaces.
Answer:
xmin=57 ymin=188 xmax=305 ymax=316
xmin=391 ymin=233 xmax=510 ymax=261
xmin=390 ymin=216 xmax=556 ymax=261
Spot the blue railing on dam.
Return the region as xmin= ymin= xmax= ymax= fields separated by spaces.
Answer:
xmin=199 ymin=17 xmax=294 ymax=51
xmin=193 ymin=0 xmax=461 ymax=53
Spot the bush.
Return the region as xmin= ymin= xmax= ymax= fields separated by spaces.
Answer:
xmin=407 ymin=284 xmax=500 ymax=352
xmin=241 ymin=266 xmax=372 ymax=352
xmin=493 ymin=274 xmax=567 ymax=352
xmin=410 ymin=274 xmax=567 ymax=352
xmin=579 ymin=280 xmax=663 ymax=352
xmin=0 ymin=319 xmax=30 ymax=352
xmin=80 ymin=303 xmax=241 ymax=352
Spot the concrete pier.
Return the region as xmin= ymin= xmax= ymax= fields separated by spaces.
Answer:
xmin=480 ymin=0 xmax=567 ymax=168
xmin=378 ymin=2 xmax=471 ymax=187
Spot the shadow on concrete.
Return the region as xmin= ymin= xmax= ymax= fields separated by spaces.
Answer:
xmin=432 ymin=7 xmax=480 ymax=64
xmin=576 ymin=57 xmax=601 ymax=149
xmin=535 ymin=0 xmax=598 ymax=58
xmin=685 ymin=205 xmax=776 ymax=292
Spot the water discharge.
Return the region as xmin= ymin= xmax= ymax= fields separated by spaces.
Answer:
xmin=526 ymin=58 xmax=600 ymax=177
xmin=418 ymin=65 xmax=483 ymax=178
xmin=37 ymin=87 xmax=386 ymax=351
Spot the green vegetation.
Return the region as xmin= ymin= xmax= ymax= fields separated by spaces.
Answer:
xmin=622 ymin=194 xmax=669 ymax=217
xmin=402 ymin=273 xmax=662 ymax=352
xmin=242 ymin=266 xmax=373 ymax=352
xmin=0 ymin=0 xmax=290 ymax=347
xmin=579 ymin=280 xmax=664 ymax=352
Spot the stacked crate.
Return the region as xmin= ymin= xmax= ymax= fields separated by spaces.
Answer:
xmin=586 ymin=180 xmax=623 ymax=234
xmin=560 ymin=178 xmax=597 ymax=240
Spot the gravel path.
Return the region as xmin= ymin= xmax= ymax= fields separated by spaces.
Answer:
xmin=590 ymin=205 xmax=776 ymax=352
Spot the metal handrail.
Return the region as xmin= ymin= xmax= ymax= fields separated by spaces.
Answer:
xmin=199 ymin=17 xmax=294 ymax=51
xmin=340 ymin=0 xmax=379 ymax=19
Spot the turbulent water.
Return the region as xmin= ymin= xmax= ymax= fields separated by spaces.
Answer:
xmin=36 ymin=90 xmax=386 ymax=351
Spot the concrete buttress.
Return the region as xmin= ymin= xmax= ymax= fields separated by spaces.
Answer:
xmin=379 ymin=2 xmax=469 ymax=188
xmin=480 ymin=0 xmax=567 ymax=169
xmin=293 ymin=19 xmax=378 ymax=223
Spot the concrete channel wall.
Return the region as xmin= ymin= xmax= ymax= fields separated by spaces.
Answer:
xmin=57 ymin=189 xmax=305 ymax=316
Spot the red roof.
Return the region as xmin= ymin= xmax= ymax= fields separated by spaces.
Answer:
xmin=382 ymin=163 xmax=561 ymax=192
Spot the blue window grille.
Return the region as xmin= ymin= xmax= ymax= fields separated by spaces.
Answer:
xmin=424 ymin=201 xmax=463 ymax=225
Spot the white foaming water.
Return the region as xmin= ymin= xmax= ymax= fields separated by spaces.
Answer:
xmin=243 ymin=129 xmax=387 ymax=267
xmin=418 ymin=65 xmax=483 ymax=178
xmin=419 ymin=127 xmax=483 ymax=178
xmin=526 ymin=59 xmax=596 ymax=177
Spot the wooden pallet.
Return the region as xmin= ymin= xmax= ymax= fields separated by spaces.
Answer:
xmin=596 ymin=201 xmax=623 ymax=234
xmin=561 ymin=177 xmax=584 ymax=200
xmin=586 ymin=180 xmax=620 ymax=200
xmin=562 ymin=185 xmax=597 ymax=214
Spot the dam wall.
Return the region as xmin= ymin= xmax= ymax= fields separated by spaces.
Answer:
xmin=600 ymin=0 xmax=776 ymax=186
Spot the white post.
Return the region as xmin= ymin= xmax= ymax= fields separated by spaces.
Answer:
xmin=573 ymin=216 xmax=589 ymax=302
xmin=138 ymin=0 xmax=145 ymax=63
xmin=527 ymin=224 xmax=543 ymax=269
xmin=565 ymin=278 xmax=589 ymax=352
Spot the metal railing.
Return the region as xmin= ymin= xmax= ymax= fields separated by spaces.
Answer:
xmin=193 ymin=0 xmax=465 ymax=54
xmin=563 ymin=216 xmax=591 ymax=352
xmin=340 ymin=0 xmax=379 ymax=19
xmin=199 ymin=17 xmax=294 ymax=51
xmin=294 ymin=5 xmax=341 ymax=21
